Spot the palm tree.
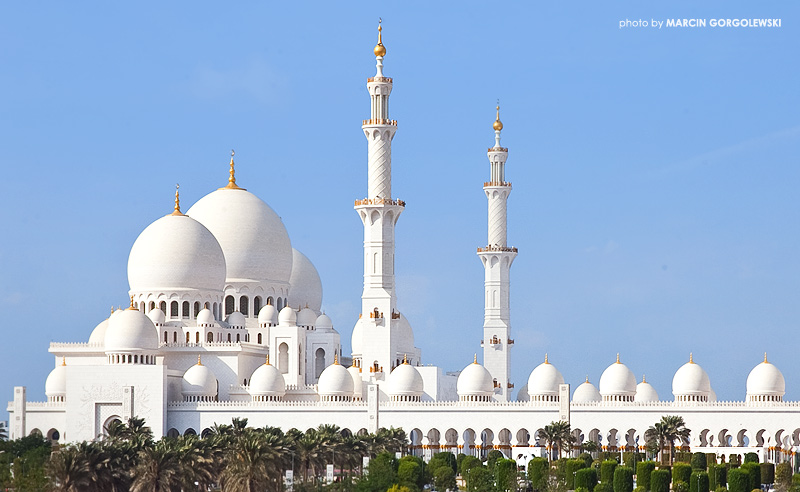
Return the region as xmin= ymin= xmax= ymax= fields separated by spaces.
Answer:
xmin=645 ymin=415 xmax=690 ymax=465
xmin=129 ymin=439 xmax=184 ymax=492
xmin=539 ymin=421 xmax=571 ymax=460
xmin=220 ymin=431 xmax=285 ymax=492
xmin=46 ymin=444 xmax=93 ymax=492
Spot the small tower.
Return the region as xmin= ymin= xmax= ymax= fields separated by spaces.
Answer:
xmin=478 ymin=105 xmax=517 ymax=401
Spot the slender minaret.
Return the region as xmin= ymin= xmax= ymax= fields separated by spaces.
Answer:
xmin=478 ymin=106 xmax=517 ymax=401
xmin=353 ymin=21 xmax=413 ymax=376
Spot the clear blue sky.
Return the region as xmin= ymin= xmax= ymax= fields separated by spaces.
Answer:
xmin=1 ymin=2 xmax=798 ymax=410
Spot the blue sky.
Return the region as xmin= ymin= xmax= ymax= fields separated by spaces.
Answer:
xmin=1 ymin=1 xmax=798 ymax=409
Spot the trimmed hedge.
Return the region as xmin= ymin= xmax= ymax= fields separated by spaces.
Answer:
xmin=674 ymin=463 xmax=693 ymax=485
xmin=596 ymin=482 xmax=614 ymax=492
xmin=775 ymin=462 xmax=792 ymax=490
xmin=741 ymin=462 xmax=761 ymax=489
xmin=728 ymin=468 xmax=750 ymax=492
xmin=602 ymin=460 xmax=619 ymax=483
xmin=760 ymin=463 xmax=774 ymax=485
xmin=674 ymin=481 xmax=689 ymax=492
xmin=691 ymin=471 xmax=710 ymax=492
xmin=744 ymin=453 xmax=759 ymax=464
xmin=709 ymin=463 xmax=727 ymax=489
xmin=706 ymin=454 xmax=717 ymax=466
xmin=528 ymin=457 xmax=549 ymax=492
xmin=637 ymin=461 xmax=656 ymax=491
xmin=614 ymin=466 xmax=634 ymax=492
xmin=566 ymin=459 xmax=587 ymax=489
xmin=692 ymin=453 xmax=708 ymax=471
xmin=651 ymin=470 xmax=671 ymax=492
xmin=576 ymin=467 xmax=599 ymax=492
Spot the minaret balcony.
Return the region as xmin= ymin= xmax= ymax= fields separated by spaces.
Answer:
xmin=508 ymin=339 xmax=514 ymax=345
xmin=362 ymin=118 xmax=397 ymax=126
xmin=355 ymin=198 xmax=406 ymax=207
xmin=477 ymin=245 xmax=518 ymax=253
xmin=507 ymin=382 xmax=515 ymax=389
xmin=367 ymin=76 xmax=393 ymax=83
xmin=484 ymin=181 xmax=512 ymax=187
xmin=487 ymin=147 xmax=508 ymax=152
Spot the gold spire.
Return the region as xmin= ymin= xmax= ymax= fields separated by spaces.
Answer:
xmin=764 ymin=352 xmax=769 ymax=364
xmin=403 ymin=354 xmax=408 ymax=365
xmin=220 ymin=150 xmax=245 ymax=190
xmin=473 ymin=353 xmax=478 ymax=364
xmin=334 ymin=353 xmax=339 ymax=365
xmin=544 ymin=353 xmax=549 ymax=364
xmin=170 ymin=184 xmax=183 ymax=216
xmin=374 ymin=19 xmax=386 ymax=57
xmin=642 ymin=374 xmax=646 ymax=383
xmin=127 ymin=296 xmax=138 ymax=311
xmin=689 ymin=353 xmax=694 ymax=364
xmin=197 ymin=355 xmax=202 ymax=366
xmin=266 ymin=355 xmax=270 ymax=365
xmin=110 ymin=306 xmax=114 ymax=316
xmin=615 ymin=353 xmax=620 ymax=364
xmin=585 ymin=375 xmax=589 ymax=383
xmin=493 ymin=104 xmax=503 ymax=131
xmin=62 ymin=357 xmax=67 ymax=366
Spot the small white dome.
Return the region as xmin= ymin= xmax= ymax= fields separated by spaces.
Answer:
xmin=318 ymin=360 xmax=354 ymax=398
xmin=573 ymin=379 xmax=602 ymax=402
xmin=297 ymin=308 xmax=317 ymax=328
xmin=288 ymin=248 xmax=323 ymax=313
xmin=672 ymin=355 xmax=711 ymax=399
xmin=88 ymin=318 xmax=109 ymax=345
xmin=45 ymin=361 xmax=67 ymax=399
xmin=181 ymin=360 xmax=217 ymax=397
xmin=258 ymin=304 xmax=278 ymax=326
xmin=635 ymin=378 xmax=660 ymax=402
xmin=128 ymin=214 xmax=226 ymax=293
xmin=348 ymin=365 xmax=363 ymax=399
xmin=387 ymin=361 xmax=424 ymax=398
xmin=249 ymin=359 xmax=286 ymax=397
xmin=278 ymin=307 xmax=296 ymax=326
xmin=393 ymin=313 xmax=416 ymax=359
xmin=226 ymin=311 xmax=246 ymax=328
xmin=516 ymin=384 xmax=529 ymax=402
xmin=196 ymin=308 xmax=215 ymax=326
xmin=599 ymin=356 xmax=637 ymax=399
xmin=316 ymin=313 xmax=333 ymax=331
xmin=746 ymin=357 xmax=785 ymax=398
xmin=708 ymin=388 xmax=717 ymax=402
xmin=527 ymin=356 xmax=564 ymax=398
xmin=351 ymin=319 xmax=363 ymax=356
xmin=147 ymin=308 xmax=166 ymax=325
xmin=187 ymin=188 xmax=292 ymax=285
xmin=456 ymin=360 xmax=494 ymax=399
xmin=104 ymin=307 xmax=159 ymax=351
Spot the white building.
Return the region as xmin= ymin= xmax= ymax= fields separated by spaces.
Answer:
xmin=7 ymin=24 xmax=800 ymax=466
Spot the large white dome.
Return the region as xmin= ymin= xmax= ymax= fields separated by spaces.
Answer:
xmin=187 ymin=187 xmax=292 ymax=284
xmin=288 ymin=248 xmax=323 ymax=313
xmin=573 ymin=379 xmax=602 ymax=403
xmin=128 ymin=213 xmax=226 ymax=293
xmin=182 ymin=359 xmax=218 ymax=398
xmin=457 ymin=360 xmax=494 ymax=400
xmin=318 ymin=360 xmax=355 ymax=399
xmin=672 ymin=355 xmax=711 ymax=399
xmin=88 ymin=317 xmax=109 ymax=345
xmin=348 ymin=365 xmax=363 ymax=400
xmin=635 ymin=377 xmax=660 ymax=403
xmin=387 ymin=360 xmax=424 ymax=398
xmin=599 ymin=356 xmax=637 ymax=400
xmin=746 ymin=356 xmax=785 ymax=399
xmin=104 ymin=307 xmax=159 ymax=351
xmin=249 ymin=359 xmax=286 ymax=398
xmin=527 ymin=355 xmax=564 ymax=398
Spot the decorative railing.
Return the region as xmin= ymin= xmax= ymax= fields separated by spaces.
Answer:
xmin=487 ymin=147 xmax=508 ymax=152
xmin=362 ymin=118 xmax=397 ymax=126
xmin=354 ymin=198 xmax=406 ymax=207
xmin=477 ymin=245 xmax=518 ymax=253
xmin=50 ymin=342 xmax=102 ymax=348
xmin=484 ymin=181 xmax=512 ymax=187
xmin=160 ymin=342 xmax=245 ymax=348
xmin=367 ymin=76 xmax=393 ymax=83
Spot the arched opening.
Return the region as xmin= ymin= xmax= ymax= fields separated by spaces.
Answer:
xmin=47 ymin=428 xmax=60 ymax=442
xmin=236 ymin=334 xmax=240 ymax=343
xmin=173 ymin=332 xmax=177 ymax=343
xmin=185 ymin=332 xmax=190 ymax=343
xmin=278 ymin=343 xmax=289 ymax=374
xmin=207 ymin=332 xmax=213 ymax=343
xmin=194 ymin=302 xmax=200 ymax=318
xmin=164 ymin=331 xmax=168 ymax=343
xmin=184 ymin=428 xmax=197 ymax=436
xmin=277 ymin=297 xmax=284 ymax=311
xmin=195 ymin=332 xmax=200 ymax=343
xmin=227 ymin=333 xmax=231 ymax=342
xmin=182 ymin=301 xmax=190 ymax=318
xmin=267 ymin=296 xmax=274 ymax=307
xmin=166 ymin=428 xmax=179 ymax=438
xmin=257 ymin=333 xmax=262 ymax=344
xmin=159 ymin=301 xmax=167 ymax=313
xmin=254 ymin=296 xmax=262 ymax=315
xmin=224 ymin=296 xmax=234 ymax=316
xmin=315 ymin=348 xmax=326 ymax=379
xmin=240 ymin=296 xmax=249 ymax=316
xmin=149 ymin=301 xmax=155 ymax=311
xmin=170 ymin=301 xmax=179 ymax=318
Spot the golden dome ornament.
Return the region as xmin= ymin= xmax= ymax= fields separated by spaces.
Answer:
xmin=374 ymin=19 xmax=386 ymax=57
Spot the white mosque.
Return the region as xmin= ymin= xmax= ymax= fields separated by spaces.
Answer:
xmin=7 ymin=24 xmax=800 ymax=466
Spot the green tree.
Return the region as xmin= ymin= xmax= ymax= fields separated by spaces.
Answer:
xmin=613 ymin=466 xmax=634 ymax=492
xmin=495 ymin=458 xmax=518 ymax=492
xmin=636 ymin=461 xmax=655 ymax=491
xmin=575 ymin=467 xmax=598 ymax=492
xmin=397 ymin=456 xmax=423 ymax=492
xmin=650 ymin=470 xmax=671 ymax=492
xmin=528 ymin=457 xmax=549 ymax=491
xmin=691 ymin=453 xmax=707 ymax=471
xmin=673 ymin=463 xmax=692 ymax=485
xmin=46 ymin=445 xmax=93 ymax=492
xmin=774 ymin=463 xmax=792 ymax=492
xmin=466 ymin=466 xmax=493 ymax=492
xmin=690 ymin=471 xmax=709 ymax=492
xmin=601 ymin=460 xmax=618 ymax=484
xmin=645 ymin=416 xmax=690 ymax=465
xmin=728 ymin=468 xmax=750 ymax=492
xmin=433 ymin=466 xmax=456 ymax=492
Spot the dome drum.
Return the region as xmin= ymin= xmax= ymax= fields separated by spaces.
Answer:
xmin=457 ymin=360 xmax=495 ymax=402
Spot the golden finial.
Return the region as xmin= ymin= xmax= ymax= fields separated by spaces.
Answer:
xmin=220 ymin=149 xmax=245 ymax=190
xmin=266 ymin=355 xmax=270 ymax=365
xmin=615 ymin=353 xmax=620 ymax=364
xmin=642 ymin=374 xmax=646 ymax=383
xmin=493 ymin=103 xmax=503 ymax=131
xmin=403 ymin=353 xmax=408 ymax=364
xmin=110 ymin=306 xmax=114 ymax=316
xmin=585 ymin=375 xmax=589 ymax=383
xmin=171 ymin=183 xmax=183 ymax=216
xmin=374 ymin=18 xmax=386 ymax=57
xmin=764 ymin=352 xmax=768 ymax=364
xmin=473 ymin=353 xmax=478 ymax=364
xmin=334 ymin=353 xmax=339 ymax=365
xmin=127 ymin=296 xmax=138 ymax=311
xmin=62 ymin=357 xmax=67 ymax=366
xmin=689 ymin=353 xmax=694 ymax=364
xmin=197 ymin=355 xmax=202 ymax=366
xmin=544 ymin=353 xmax=549 ymax=364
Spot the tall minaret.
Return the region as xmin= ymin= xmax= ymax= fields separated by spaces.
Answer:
xmin=353 ymin=21 xmax=418 ymax=377
xmin=478 ymin=106 xmax=517 ymax=401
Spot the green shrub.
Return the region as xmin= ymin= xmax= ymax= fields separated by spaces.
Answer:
xmin=674 ymin=463 xmax=693 ymax=485
xmin=675 ymin=452 xmax=693 ymax=464
xmin=614 ymin=466 xmax=634 ymax=492
xmin=566 ymin=458 xmax=587 ymax=489
xmin=577 ymin=488 xmax=590 ymax=492
xmin=579 ymin=453 xmax=593 ymax=469
xmin=729 ymin=455 xmax=741 ymax=467
xmin=596 ymin=482 xmax=614 ymax=492
xmin=433 ymin=466 xmax=456 ymax=492
xmin=576 ymin=467 xmax=599 ymax=492
xmin=709 ymin=464 xmax=727 ymax=489
xmin=528 ymin=457 xmax=549 ymax=491
xmin=692 ymin=453 xmax=708 ymax=471
xmin=775 ymin=462 xmax=792 ymax=491
xmin=728 ymin=468 xmax=750 ymax=492
xmin=651 ymin=470 xmax=671 ymax=492
xmin=714 ymin=486 xmax=727 ymax=492
xmin=744 ymin=453 xmax=759 ymax=464
xmin=674 ymin=481 xmax=689 ymax=492
xmin=793 ymin=473 xmax=800 ymax=485
xmin=637 ymin=461 xmax=656 ymax=491
xmin=495 ymin=459 xmax=517 ymax=492
xmin=634 ymin=487 xmax=646 ymax=492
xmin=741 ymin=462 xmax=760 ymax=490
xmin=486 ymin=450 xmax=504 ymax=471
xmin=691 ymin=471 xmax=710 ymax=492
xmin=397 ymin=457 xmax=424 ymax=491
xmin=602 ymin=460 xmax=619 ymax=483
xmin=706 ymin=454 xmax=717 ymax=467
xmin=467 ymin=466 xmax=493 ymax=492
xmin=761 ymin=463 xmax=775 ymax=485
xmin=460 ymin=455 xmax=481 ymax=476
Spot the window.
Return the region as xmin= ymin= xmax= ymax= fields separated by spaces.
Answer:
xmin=171 ymin=301 xmax=179 ymax=318
xmin=257 ymin=333 xmax=262 ymax=344
xmin=159 ymin=301 xmax=166 ymax=314
xmin=240 ymin=296 xmax=249 ymax=316
xmin=207 ymin=332 xmax=213 ymax=343
xmin=195 ymin=332 xmax=200 ymax=343
xmin=225 ymin=296 xmax=235 ymax=316
xmin=182 ymin=301 xmax=190 ymax=318
xmin=254 ymin=296 xmax=262 ymax=314
xmin=186 ymin=332 xmax=190 ymax=343
xmin=194 ymin=302 xmax=200 ymax=318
